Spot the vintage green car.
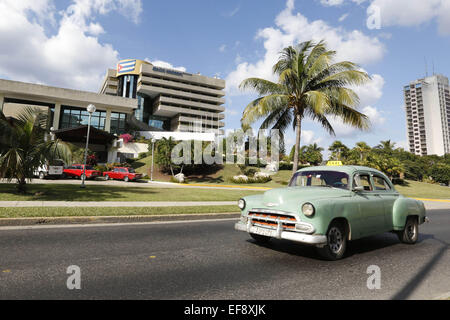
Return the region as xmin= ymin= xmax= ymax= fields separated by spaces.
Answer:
xmin=235 ymin=165 xmax=428 ymax=260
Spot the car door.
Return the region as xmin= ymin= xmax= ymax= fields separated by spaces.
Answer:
xmin=67 ymin=166 xmax=78 ymax=177
xmin=352 ymin=172 xmax=387 ymax=236
xmin=111 ymin=168 xmax=119 ymax=179
xmin=372 ymin=174 xmax=399 ymax=230
xmin=119 ymin=168 xmax=128 ymax=179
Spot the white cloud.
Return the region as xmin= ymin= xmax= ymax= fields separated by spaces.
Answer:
xmin=320 ymin=0 xmax=345 ymax=6
xmin=367 ymin=0 xmax=450 ymax=35
xmin=0 ymin=0 xmax=143 ymax=91
xmin=219 ymin=44 xmax=227 ymax=52
xmin=226 ymin=0 xmax=385 ymax=95
xmin=338 ymin=13 xmax=349 ymax=22
xmin=223 ymin=5 xmax=240 ymax=18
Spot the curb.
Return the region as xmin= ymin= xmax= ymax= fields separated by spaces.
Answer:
xmin=433 ymin=292 xmax=450 ymax=300
xmin=0 ymin=212 xmax=241 ymax=227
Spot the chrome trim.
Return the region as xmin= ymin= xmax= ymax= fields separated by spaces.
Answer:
xmin=235 ymin=222 xmax=327 ymax=246
xmin=249 ymin=208 xmax=293 ymax=215
xmin=246 ymin=209 xmax=315 ymax=234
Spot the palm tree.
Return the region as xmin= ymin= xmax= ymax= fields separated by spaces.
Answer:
xmin=354 ymin=141 xmax=372 ymax=161
xmin=375 ymin=140 xmax=396 ymax=154
xmin=240 ymin=40 xmax=371 ymax=173
xmin=0 ymin=108 xmax=71 ymax=193
xmin=328 ymin=140 xmax=350 ymax=161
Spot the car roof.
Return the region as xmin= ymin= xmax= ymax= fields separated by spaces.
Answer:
xmin=297 ymin=165 xmax=388 ymax=177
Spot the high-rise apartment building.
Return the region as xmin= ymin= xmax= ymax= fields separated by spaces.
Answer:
xmin=404 ymin=74 xmax=450 ymax=156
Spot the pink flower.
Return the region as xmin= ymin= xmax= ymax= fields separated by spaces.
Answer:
xmin=120 ymin=133 xmax=133 ymax=144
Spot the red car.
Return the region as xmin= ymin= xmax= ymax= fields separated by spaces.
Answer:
xmin=63 ymin=164 xmax=101 ymax=180
xmin=103 ymin=167 xmax=143 ymax=182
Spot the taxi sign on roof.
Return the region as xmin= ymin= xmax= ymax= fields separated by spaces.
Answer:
xmin=327 ymin=161 xmax=343 ymax=166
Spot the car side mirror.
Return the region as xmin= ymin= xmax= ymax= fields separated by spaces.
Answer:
xmin=353 ymin=186 xmax=365 ymax=192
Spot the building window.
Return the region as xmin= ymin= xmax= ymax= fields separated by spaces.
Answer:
xmin=110 ymin=112 xmax=127 ymax=135
xmin=60 ymin=106 xmax=106 ymax=131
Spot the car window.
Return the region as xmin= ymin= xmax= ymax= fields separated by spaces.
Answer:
xmin=128 ymin=168 xmax=135 ymax=173
xmin=373 ymin=175 xmax=391 ymax=191
xmin=354 ymin=174 xmax=373 ymax=191
xmin=289 ymin=171 xmax=349 ymax=190
xmin=120 ymin=169 xmax=127 ymax=173
xmin=114 ymin=168 xmax=119 ymax=173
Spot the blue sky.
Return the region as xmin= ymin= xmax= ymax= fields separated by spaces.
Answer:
xmin=1 ymin=0 xmax=450 ymax=154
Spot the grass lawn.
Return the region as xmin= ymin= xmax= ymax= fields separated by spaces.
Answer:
xmin=0 ymin=206 xmax=239 ymax=218
xmin=0 ymin=184 xmax=262 ymax=202
xmin=395 ymin=180 xmax=450 ymax=199
xmin=186 ymin=164 xmax=293 ymax=188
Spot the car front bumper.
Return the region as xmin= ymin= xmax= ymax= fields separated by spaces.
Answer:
xmin=234 ymin=221 xmax=327 ymax=247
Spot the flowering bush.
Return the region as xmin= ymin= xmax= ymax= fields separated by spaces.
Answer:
xmin=120 ymin=133 xmax=134 ymax=144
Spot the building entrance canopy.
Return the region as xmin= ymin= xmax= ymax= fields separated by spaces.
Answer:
xmin=54 ymin=125 xmax=117 ymax=145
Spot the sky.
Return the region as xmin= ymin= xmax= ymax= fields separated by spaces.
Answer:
xmin=1 ymin=0 xmax=450 ymax=154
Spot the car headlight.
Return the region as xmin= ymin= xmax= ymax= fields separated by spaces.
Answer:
xmin=238 ymin=199 xmax=246 ymax=210
xmin=302 ymin=203 xmax=315 ymax=217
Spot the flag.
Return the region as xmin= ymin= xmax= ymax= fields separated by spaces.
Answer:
xmin=117 ymin=60 xmax=137 ymax=74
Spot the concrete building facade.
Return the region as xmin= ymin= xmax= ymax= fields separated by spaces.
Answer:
xmin=99 ymin=59 xmax=226 ymax=135
xmin=0 ymin=59 xmax=226 ymax=163
xmin=404 ymin=74 xmax=450 ymax=156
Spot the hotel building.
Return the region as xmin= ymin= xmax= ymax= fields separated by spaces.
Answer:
xmin=0 ymin=59 xmax=226 ymax=162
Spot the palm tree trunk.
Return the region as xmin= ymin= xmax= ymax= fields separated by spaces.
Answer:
xmin=292 ymin=114 xmax=302 ymax=174
xmin=17 ymin=177 xmax=27 ymax=194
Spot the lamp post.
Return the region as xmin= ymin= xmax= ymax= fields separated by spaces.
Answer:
xmin=81 ymin=104 xmax=96 ymax=189
xmin=150 ymin=138 xmax=155 ymax=181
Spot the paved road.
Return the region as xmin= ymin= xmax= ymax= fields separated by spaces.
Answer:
xmin=0 ymin=209 xmax=449 ymax=300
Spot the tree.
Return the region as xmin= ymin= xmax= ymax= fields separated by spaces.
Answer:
xmin=239 ymin=40 xmax=371 ymax=173
xmin=0 ymin=108 xmax=71 ymax=193
xmin=354 ymin=141 xmax=372 ymax=161
xmin=375 ymin=140 xmax=396 ymax=154
xmin=154 ymin=137 xmax=178 ymax=176
xmin=301 ymin=143 xmax=324 ymax=165
xmin=328 ymin=141 xmax=350 ymax=161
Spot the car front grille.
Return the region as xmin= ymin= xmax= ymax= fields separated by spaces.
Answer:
xmin=248 ymin=210 xmax=297 ymax=230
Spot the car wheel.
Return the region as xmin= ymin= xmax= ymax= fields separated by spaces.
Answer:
xmin=105 ymin=174 xmax=110 ymax=181
xmin=124 ymin=176 xmax=130 ymax=182
xmin=316 ymin=221 xmax=348 ymax=261
xmin=39 ymin=172 xmax=45 ymax=180
xmin=397 ymin=216 xmax=419 ymax=244
xmin=250 ymin=233 xmax=271 ymax=244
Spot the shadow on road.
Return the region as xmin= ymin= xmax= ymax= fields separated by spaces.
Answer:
xmin=247 ymin=232 xmax=435 ymax=262
xmin=391 ymin=235 xmax=449 ymax=300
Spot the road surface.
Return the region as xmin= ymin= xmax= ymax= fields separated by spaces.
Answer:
xmin=0 ymin=208 xmax=449 ymax=300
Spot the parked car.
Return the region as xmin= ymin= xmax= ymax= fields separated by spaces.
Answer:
xmin=103 ymin=167 xmax=142 ymax=182
xmin=235 ymin=165 xmax=428 ymax=260
xmin=63 ymin=164 xmax=101 ymax=180
xmin=34 ymin=159 xmax=65 ymax=179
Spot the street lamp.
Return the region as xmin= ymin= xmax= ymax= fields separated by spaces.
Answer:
xmin=81 ymin=104 xmax=96 ymax=189
xmin=150 ymin=138 xmax=156 ymax=181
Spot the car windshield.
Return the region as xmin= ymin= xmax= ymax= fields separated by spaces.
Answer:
xmin=85 ymin=166 xmax=94 ymax=170
xmin=128 ymin=168 xmax=135 ymax=173
xmin=289 ymin=170 xmax=350 ymax=190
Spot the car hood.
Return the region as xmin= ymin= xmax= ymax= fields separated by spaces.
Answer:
xmin=261 ymin=187 xmax=351 ymax=206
